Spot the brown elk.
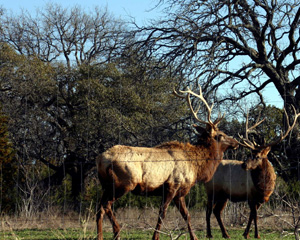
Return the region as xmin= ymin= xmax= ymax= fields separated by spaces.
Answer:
xmin=205 ymin=107 xmax=300 ymax=239
xmin=96 ymin=85 xmax=239 ymax=240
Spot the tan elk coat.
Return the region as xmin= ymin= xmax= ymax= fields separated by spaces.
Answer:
xmin=96 ymin=85 xmax=239 ymax=240
xmin=98 ymin=141 xmax=229 ymax=197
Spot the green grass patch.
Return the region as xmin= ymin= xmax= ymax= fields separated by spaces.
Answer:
xmin=0 ymin=228 xmax=295 ymax=239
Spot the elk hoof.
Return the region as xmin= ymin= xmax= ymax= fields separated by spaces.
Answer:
xmin=243 ymin=233 xmax=250 ymax=239
xmin=206 ymin=234 xmax=213 ymax=238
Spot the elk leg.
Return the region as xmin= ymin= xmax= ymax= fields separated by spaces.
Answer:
xmin=213 ymin=200 xmax=230 ymax=238
xmin=253 ymin=203 xmax=261 ymax=239
xmin=152 ymin=189 xmax=175 ymax=240
xmin=243 ymin=213 xmax=252 ymax=239
xmin=174 ymin=196 xmax=199 ymax=240
xmin=206 ymin=198 xmax=214 ymax=238
xmin=96 ymin=189 xmax=123 ymax=240
xmin=96 ymin=203 xmax=105 ymax=240
xmin=243 ymin=201 xmax=260 ymax=239
xmin=97 ymin=191 xmax=113 ymax=240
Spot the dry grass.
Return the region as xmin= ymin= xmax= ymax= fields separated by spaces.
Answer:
xmin=0 ymin=203 xmax=295 ymax=235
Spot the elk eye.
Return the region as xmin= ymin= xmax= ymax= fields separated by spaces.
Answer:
xmin=215 ymin=134 xmax=223 ymax=141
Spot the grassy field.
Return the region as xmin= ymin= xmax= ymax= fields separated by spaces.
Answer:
xmin=0 ymin=206 xmax=297 ymax=239
xmin=0 ymin=228 xmax=296 ymax=240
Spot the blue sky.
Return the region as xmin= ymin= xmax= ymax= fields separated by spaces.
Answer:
xmin=1 ymin=0 xmax=283 ymax=107
xmin=1 ymin=0 xmax=161 ymax=25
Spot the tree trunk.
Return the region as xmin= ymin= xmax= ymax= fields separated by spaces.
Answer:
xmin=283 ymin=96 xmax=300 ymax=181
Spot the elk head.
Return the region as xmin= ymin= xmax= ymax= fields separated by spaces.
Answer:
xmin=239 ymin=106 xmax=300 ymax=170
xmin=173 ymin=84 xmax=239 ymax=151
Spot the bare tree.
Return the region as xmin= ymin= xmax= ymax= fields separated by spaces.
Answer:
xmin=135 ymin=0 xmax=300 ymax=179
xmin=136 ymin=0 xmax=300 ymax=110
xmin=1 ymin=4 xmax=125 ymax=67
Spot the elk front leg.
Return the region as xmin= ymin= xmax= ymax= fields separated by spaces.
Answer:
xmin=243 ymin=213 xmax=252 ymax=239
xmin=243 ymin=201 xmax=261 ymax=239
xmin=213 ymin=200 xmax=230 ymax=238
xmin=174 ymin=196 xmax=199 ymax=240
xmin=253 ymin=203 xmax=261 ymax=239
xmin=206 ymin=199 xmax=214 ymax=238
xmin=152 ymin=189 xmax=175 ymax=240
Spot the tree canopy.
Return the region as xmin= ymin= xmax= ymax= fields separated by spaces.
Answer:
xmin=136 ymin=0 xmax=300 ymax=111
xmin=0 ymin=38 xmax=187 ymax=204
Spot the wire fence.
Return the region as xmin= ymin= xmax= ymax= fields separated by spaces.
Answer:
xmin=0 ymin=36 xmax=299 ymax=238
xmin=0 ymin=151 xmax=299 ymax=239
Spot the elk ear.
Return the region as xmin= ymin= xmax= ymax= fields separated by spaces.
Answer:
xmin=193 ymin=124 xmax=209 ymax=136
xmin=262 ymin=146 xmax=271 ymax=156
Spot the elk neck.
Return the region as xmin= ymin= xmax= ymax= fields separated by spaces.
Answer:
xmin=193 ymin=139 xmax=225 ymax=183
xmin=156 ymin=139 xmax=225 ymax=183
xmin=250 ymin=157 xmax=276 ymax=202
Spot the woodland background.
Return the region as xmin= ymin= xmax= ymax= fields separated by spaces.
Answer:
xmin=0 ymin=0 xmax=300 ymax=238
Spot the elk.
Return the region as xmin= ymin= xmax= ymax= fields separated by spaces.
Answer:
xmin=96 ymin=85 xmax=239 ymax=240
xmin=205 ymin=107 xmax=300 ymax=239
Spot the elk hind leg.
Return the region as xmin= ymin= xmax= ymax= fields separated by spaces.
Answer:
xmin=213 ymin=200 xmax=230 ymax=238
xmin=97 ymin=191 xmax=115 ymax=240
xmin=97 ymin=187 xmax=128 ymax=240
xmin=96 ymin=203 xmax=105 ymax=240
xmin=174 ymin=196 xmax=198 ymax=240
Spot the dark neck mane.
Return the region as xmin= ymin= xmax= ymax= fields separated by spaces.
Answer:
xmin=155 ymin=141 xmax=190 ymax=150
xmin=251 ymin=158 xmax=276 ymax=202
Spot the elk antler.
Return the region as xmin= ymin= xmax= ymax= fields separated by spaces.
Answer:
xmin=264 ymin=106 xmax=300 ymax=147
xmin=238 ymin=111 xmax=266 ymax=150
xmin=173 ymin=84 xmax=224 ymax=128
xmin=239 ymin=106 xmax=300 ymax=150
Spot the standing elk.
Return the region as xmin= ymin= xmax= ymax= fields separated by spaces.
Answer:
xmin=96 ymin=85 xmax=239 ymax=240
xmin=205 ymin=107 xmax=300 ymax=239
